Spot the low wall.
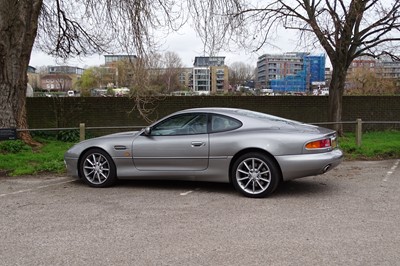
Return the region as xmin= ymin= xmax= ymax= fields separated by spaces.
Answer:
xmin=26 ymin=96 xmax=400 ymax=132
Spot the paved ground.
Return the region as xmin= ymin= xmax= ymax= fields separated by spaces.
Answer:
xmin=0 ymin=160 xmax=399 ymax=266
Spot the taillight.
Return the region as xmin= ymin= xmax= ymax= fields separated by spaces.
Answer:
xmin=305 ymin=138 xmax=331 ymax=149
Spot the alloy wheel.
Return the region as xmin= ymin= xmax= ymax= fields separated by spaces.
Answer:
xmin=83 ymin=152 xmax=111 ymax=185
xmin=235 ymin=157 xmax=271 ymax=195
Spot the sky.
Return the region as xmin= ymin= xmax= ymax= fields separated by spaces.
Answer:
xmin=29 ymin=21 xmax=325 ymax=69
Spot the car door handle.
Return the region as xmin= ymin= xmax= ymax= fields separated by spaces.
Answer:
xmin=191 ymin=141 xmax=205 ymax=147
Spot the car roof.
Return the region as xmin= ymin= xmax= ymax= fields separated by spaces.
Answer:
xmin=175 ymin=107 xmax=283 ymax=119
xmin=178 ymin=107 xmax=242 ymax=114
xmin=173 ymin=107 xmax=302 ymax=126
xmin=174 ymin=108 xmax=248 ymax=120
xmin=158 ymin=108 xmax=328 ymax=134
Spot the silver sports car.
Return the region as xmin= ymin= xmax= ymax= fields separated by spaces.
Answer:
xmin=64 ymin=108 xmax=343 ymax=198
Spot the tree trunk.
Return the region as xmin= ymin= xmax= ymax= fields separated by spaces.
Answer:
xmin=0 ymin=0 xmax=43 ymax=146
xmin=328 ymin=64 xmax=347 ymax=136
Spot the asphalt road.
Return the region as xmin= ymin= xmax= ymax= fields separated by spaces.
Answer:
xmin=1 ymin=160 xmax=399 ymax=266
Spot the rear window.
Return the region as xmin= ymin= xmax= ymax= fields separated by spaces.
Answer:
xmin=211 ymin=115 xmax=242 ymax=132
xmin=234 ymin=109 xmax=302 ymax=126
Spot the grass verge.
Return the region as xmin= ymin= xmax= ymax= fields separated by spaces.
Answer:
xmin=339 ymin=130 xmax=400 ymax=160
xmin=0 ymin=139 xmax=74 ymax=176
xmin=0 ymin=131 xmax=399 ymax=176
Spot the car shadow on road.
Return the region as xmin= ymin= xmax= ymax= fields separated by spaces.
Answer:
xmin=117 ymin=178 xmax=333 ymax=198
xmin=273 ymin=179 xmax=333 ymax=198
xmin=73 ymin=178 xmax=334 ymax=198
xmin=115 ymin=179 xmax=236 ymax=195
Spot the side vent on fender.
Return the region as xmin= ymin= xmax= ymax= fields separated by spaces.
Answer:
xmin=114 ymin=145 xmax=127 ymax=150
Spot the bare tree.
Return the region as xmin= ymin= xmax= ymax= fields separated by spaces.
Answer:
xmin=346 ymin=67 xmax=396 ymax=95
xmin=145 ymin=51 xmax=184 ymax=93
xmin=188 ymin=1 xmax=234 ymax=56
xmin=0 ymin=0 xmax=183 ymax=145
xmin=128 ymin=57 xmax=167 ymax=123
xmin=162 ymin=51 xmax=184 ymax=93
xmin=229 ymin=62 xmax=254 ymax=89
xmin=189 ymin=0 xmax=400 ymax=134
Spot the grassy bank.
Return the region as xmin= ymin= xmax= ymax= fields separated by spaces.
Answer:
xmin=0 ymin=131 xmax=399 ymax=176
xmin=339 ymin=131 xmax=400 ymax=160
xmin=0 ymin=139 xmax=74 ymax=176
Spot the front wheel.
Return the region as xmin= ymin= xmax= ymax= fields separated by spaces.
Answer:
xmin=79 ymin=149 xmax=117 ymax=187
xmin=231 ymin=152 xmax=280 ymax=198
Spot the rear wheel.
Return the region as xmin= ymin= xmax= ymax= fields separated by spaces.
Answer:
xmin=79 ymin=149 xmax=117 ymax=187
xmin=231 ymin=152 xmax=280 ymax=198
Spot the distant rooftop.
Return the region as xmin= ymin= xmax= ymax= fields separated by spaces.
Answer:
xmin=257 ymin=52 xmax=326 ymax=63
xmin=47 ymin=65 xmax=84 ymax=75
xmin=28 ymin=66 xmax=36 ymax=73
xmin=104 ymin=54 xmax=137 ymax=65
xmin=194 ymin=56 xmax=225 ymax=67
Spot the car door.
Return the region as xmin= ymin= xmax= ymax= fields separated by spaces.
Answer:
xmin=132 ymin=113 xmax=209 ymax=171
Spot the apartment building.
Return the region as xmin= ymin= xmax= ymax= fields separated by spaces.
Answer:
xmin=348 ymin=55 xmax=400 ymax=78
xmin=348 ymin=55 xmax=400 ymax=87
xmin=39 ymin=65 xmax=84 ymax=91
xmin=41 ymin=74 xmax=73 ymax=91
xmin=193 ymin=56 xmax=229 ymax=94
xmin=178 ymin=68 xmax=193 ymax=89
xmin=257 ymin=52 xmax=325 ymax=93
xmin=377 ymin=55 xmax=400 ymax=80
xmin=348 ymin=56 xmax=376 ymax=71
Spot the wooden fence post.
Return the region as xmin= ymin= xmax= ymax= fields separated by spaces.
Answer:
xmin=79 ymin=123 xmax=85 ymax=141
xmin=355 ymin=119 xmax=362 ymax=147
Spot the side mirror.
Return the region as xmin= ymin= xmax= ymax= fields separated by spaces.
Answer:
xmin=144 ymin=127 xmax=151 ymax=136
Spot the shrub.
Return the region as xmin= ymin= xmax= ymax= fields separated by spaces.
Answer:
xmin=57 ymin=130 xmax=80 ymax=142
xmin=0 ymin=140 xmax=32 ymax=153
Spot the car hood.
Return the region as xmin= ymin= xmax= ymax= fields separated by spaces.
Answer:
xmin=94 ymin=131 xmax=141 ymax=140
xmin=66 ymin=131 xmax=141 ymax=154
xmin=76 ymin=131 xmax=140 ymax=145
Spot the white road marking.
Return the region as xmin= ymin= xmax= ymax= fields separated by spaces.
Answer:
xmin=0 ymin=179 xmax=76 ymax=198
xmin=180 ymin=190 xmax=194 ymax=196
xmin=383 ymin=159 xmax=400 ymax=182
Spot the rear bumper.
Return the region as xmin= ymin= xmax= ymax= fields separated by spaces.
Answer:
xmin=275 ymin=149 xmax=343 ymax=181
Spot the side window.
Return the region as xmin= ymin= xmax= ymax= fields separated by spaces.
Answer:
xmin=211 ymin=115 xmax=242 ymax=132
xmin=150 ymin=113 xmax=208 ymax=136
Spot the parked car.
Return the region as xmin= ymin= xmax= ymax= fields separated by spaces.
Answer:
xmin=313 ymin=87 xmax=329 ymax=96
xmin=67 ymin=90 xmax=75 ymax=97
xmin=64 ymin=108 xmax=343 ymax=198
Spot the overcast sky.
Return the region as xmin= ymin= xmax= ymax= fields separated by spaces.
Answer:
xmin=29 ymin=22 xmax=325 ymax=69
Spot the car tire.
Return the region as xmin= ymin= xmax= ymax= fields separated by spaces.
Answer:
xmin=79 ymin=149 xmax=117 ymax=187
xmin=231 ymin=152 xmax=280 ymax=198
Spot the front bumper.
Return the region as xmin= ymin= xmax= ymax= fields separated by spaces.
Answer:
xmin=275 ymin=149 xmax=343 ymax=181
xmin=64 ymin=157 xmax=79 ymax=178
